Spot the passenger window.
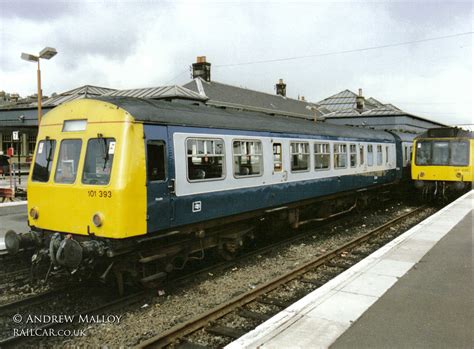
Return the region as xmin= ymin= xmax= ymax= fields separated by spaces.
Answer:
xmin=367 ymin=145 xmax=374 ymax=166
xmin=334 ymin=143 xmax=347 ymax=169
xmin=314 ymin=143 xmax=330 ymax=170
xmin=273 ymin=143 xmax=282 ymax=172
xmin=404 ymin=146 xmax=408 ymax=165
xmin=233 ymin=140 xmax=263 ymax=177
xmin=350 ymin=144 xmax=357 ymax=168
xmin=291 ymin=142 xmax=310 ymax=172
xmin=359 ymin=145 xmax=365 ymax=166
xmin=32 ymin=139 xmax=56 ymax=182
xmin=82 ymin=138 xmax=115 ymax=185
xmin=147 ymin=141 xmax=166 ymax=181
xmin=54 ymin=139 xmax=82 ymax=184
xmin=377 ymin=145 xmax=383 ymax=165
xmin=187 ymin=138 xmax=225 ymax=181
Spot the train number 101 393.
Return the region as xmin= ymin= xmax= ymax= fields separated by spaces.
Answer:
xmin=88 ymin=190 xmax=112 ymax=198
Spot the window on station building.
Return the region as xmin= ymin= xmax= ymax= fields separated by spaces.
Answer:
xmin=273 ymin=143 xmax=282 ymax=172
xmin=233 ymin=140 xmax=263 ymax=177
xmin=359 ymin=144 xmax=365 ymax=166
xmin=367 ymin=145 xmax=374 ymax=166
xmin=186 ymin=138 xmax=225 ymax=181
xmin=54 ymin=139 xmax=82 ymax=184
xmin=82 ymin=138 xmax=116 ymax=185
xmin=147 ymin=141 xmax=166 ymax=181
xmin=314 ymin=143 xmax=330 ymax=170
xmin=350 ymin=144 xmax=357 ymax=167
xmin=28 ymin=135 xmax=37 ymax=156
xmin=290 ymin=142 xmax=310 ymax=172
xmin=2 ymin=134 xmax=12 ymax=154
xmin=32 ymin=139 xmax=56 ymax=182
xmin=334 ymin=143 xmax=347 ymax=169
xmin=377 ymin=145 xmax=383 ymax=165
xmin=385 ymin=145 xmax=390 ymax=164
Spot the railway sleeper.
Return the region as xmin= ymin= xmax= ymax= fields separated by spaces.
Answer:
xmin=175 ymin=340 xmax=209 ymax=349
xmin=299 ymin=277 xmax=325 ymax=287
xmin=257 ymin=296 xmax=293 ymax=308
xmin=326 ymin=261 xmax=350 ymax=269
xmin=205 ymin=324 xmax=247 ymax=339
xmin=238 ymin=309 xmax=272 ymax=322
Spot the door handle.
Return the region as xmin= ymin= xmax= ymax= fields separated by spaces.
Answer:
xmin=167 ymin=179 xmax=176 ymax=194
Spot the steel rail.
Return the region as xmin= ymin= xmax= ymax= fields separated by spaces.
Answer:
xmin=136 ymin=205 xmax=427 ymax=348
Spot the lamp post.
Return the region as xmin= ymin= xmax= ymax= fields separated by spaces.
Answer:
xmin=21 ymin=47 xmax=57 ymax=126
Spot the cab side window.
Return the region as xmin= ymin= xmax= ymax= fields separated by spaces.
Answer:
xmin=147 ymin=141 xmax=166 ymax=181
xmin=32 ymin=139 xmax=56 ymax=182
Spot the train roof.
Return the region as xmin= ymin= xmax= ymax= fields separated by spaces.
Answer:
xmin=416 ymin=127 xmax=474 ymax=139
xmin=90 ymin=97 xmax=394 ymax=142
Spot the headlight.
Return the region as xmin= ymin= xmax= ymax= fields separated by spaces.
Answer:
xmin=29 ymin=207 xmax=39 ymax=220
xmin=92 ymin=213 xmax=104 ymax=227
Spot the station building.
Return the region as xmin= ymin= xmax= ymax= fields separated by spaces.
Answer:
xmin=0 ymin=57 xmax=446 ymax=168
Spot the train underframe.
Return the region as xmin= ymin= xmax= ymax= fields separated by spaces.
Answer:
xmin=6 ymin=183 xmax=402 ymax=294
xmin=414 ymin=180 xmax=472 ymax=202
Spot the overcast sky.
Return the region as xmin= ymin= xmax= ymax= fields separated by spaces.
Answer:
xmin=0 ymin=0 xmax=472 ymax=126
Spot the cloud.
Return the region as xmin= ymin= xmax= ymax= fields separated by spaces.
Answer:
xmin=0 ymin=0 xmax=78 ymax=21
xmin=0 ymin=1 xmax=472 ymax=125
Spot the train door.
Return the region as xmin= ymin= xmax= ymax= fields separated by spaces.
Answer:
xmin=144 ymin=125 xmax=172 ymax=232
xmin=272 ymin=141 xmax=288 ymax=182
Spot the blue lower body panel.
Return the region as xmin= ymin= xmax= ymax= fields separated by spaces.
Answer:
xmin=154 ymin=169 xmax=398 ymax=231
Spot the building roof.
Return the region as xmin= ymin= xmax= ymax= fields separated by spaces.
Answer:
xmin=88 ymin=96 xmax=393 ymax=142
xmin=104 ymin=85 xmax=207 ymax=101
xmin=42 ymin=85 xmax=116 ymax=107
xmin=183 ymin=78 xmax=325 ymax=120
xmin=315 ymin=89 xmax=445 ymax=127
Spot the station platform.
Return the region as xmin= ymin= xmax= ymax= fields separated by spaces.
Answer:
xmin=226 ymin=190 xmax=473 ymax=349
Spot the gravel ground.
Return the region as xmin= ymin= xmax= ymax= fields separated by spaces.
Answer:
xmin=18 ymin=202 xmax=433 ymax=348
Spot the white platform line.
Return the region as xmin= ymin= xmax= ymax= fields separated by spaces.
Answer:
xmin=226 ymin=190 xmax=473 ymax=349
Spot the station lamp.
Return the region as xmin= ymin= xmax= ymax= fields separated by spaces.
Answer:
xmin=21 ymin=47 xmax=58 ymax=126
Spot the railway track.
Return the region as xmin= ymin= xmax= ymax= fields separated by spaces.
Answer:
xmin=0 ymin=202 xmax=431 ymax=347
xmin=136 ymin=205 xmax=429 ymax=348
xmin=0 ymin=290 xmax=145 ymax=348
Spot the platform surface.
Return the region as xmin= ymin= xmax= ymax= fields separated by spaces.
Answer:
xmin=226 ymin=191 xmax=473 ymax=349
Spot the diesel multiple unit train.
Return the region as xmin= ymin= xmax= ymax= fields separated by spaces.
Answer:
xmin=6 ymin=97 xmax=416 ymax=288
xmin=412 ymin=127 xmax=473 ymax=199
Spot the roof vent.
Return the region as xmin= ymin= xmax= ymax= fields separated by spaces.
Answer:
xmin=192 ymin=56 xmax=211 ymax=82
xmin=356 ymin=88 xmax=365 ymax=111
xmin=276 ymin=79 xmax=286 ymax=97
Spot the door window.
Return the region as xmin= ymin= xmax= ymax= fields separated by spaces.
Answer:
xmin=273 ymin=143 xmax=282 ymax=172
xmin=147 ymin=141 xmax=166 ymax=181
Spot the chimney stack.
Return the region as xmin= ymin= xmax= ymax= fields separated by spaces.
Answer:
xmin=192 ymin=56 xmax=211 ymax=82
xmin=276 ymin=78 xmax=286 ymax=97
xmin=356 ymin=88 xmax=365 ymax=111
